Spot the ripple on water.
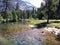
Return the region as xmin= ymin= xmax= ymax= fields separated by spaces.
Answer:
xmin=0 ymin=23 xmax=45 ymax=45
xmin=16 ymin=30 xmax=44 ymax=45
xmin=16 ymin=36 xmax=43 ymax=45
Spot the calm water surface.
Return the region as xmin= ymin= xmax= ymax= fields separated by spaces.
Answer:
xmin=0 ymin=22 xmax=45 ymax=45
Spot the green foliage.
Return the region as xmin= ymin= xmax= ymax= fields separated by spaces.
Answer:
xmin=37 ymin=0 xmax=59 ymax=23
xmin=29 ymin=20 xmax=60 ymax=28
xmin=15 ymin=10 xmax=21 ymax=20
xmin=0 ymin=14 xmax=3 ymax=21
xmin=11 ymin=10 xmax=18 ymax=21
xmin=0 ymin=0 xmax=60 ymax=23
xmin=8 ymin=12 xmax=13 ymax=20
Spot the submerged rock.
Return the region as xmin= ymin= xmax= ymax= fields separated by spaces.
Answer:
xmin=16 ymin=29 xmax=44 ymax=45
xmin=44 ymin=27 xmax=60 ymax=35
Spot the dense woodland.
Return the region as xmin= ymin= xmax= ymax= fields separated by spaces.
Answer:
xmin=0 ymin=0 xmax=60 ymax=23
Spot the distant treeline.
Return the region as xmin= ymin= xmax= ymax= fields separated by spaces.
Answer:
xmin=0 ymin=0 xmax=60 ymax=23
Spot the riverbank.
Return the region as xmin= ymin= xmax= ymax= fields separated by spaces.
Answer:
xmin=29 ymin=20 xmax=60 ymax=29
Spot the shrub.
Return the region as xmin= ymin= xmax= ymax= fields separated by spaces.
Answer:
xmin=0 ymin=14 xmax=3 ymax=22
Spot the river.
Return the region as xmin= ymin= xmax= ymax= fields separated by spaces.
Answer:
xmin=0 ymin=22 xmax=46 ymax=45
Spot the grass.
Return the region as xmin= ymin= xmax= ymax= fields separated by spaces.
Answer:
xmin=29 ymin=19 xmax=60 ymax=28
xmin=47 ymin=23 xmax=60 ymax=28
xmin=29 ymin=19 xmax=47 ymax=25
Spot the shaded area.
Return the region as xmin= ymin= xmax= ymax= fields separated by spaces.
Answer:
xmin=56 ymin=34 xmax=60 ymax=41
xmin=50 ymin=20 xmax=60 ymax=23
xmin=35 ymin=22 xmax=48 ymax=29
xmin=34 ymin=20 xmax=60 ymax=29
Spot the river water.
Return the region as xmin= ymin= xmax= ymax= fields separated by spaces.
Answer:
xmin=0 ymin=22 xmax=46 ymax=45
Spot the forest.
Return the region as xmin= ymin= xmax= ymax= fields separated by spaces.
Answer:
xmin=0 ymin=0 xmax=60 ymax=23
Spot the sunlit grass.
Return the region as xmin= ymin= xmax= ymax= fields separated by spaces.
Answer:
xmin=29 ymin=19 xmax=47 ymax=25
xmin=47 ymin=23 xmax=60 ymax=28
xmin=29 ymin=19 xmax=60 ymax=28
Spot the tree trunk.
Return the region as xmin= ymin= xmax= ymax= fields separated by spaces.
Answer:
xmin=47 ymin=17 xmax=49 ymax=23
xmin=47 ymin=12 xmax=49 ymax=23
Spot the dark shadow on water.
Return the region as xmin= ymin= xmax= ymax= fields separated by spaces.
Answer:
xmin=35 ymin=20 xmax=60 ymax=29
xmin=35 ymin=22 xmax=48 ymax=29
xmin=56 ymin=35 xmax=60 ymax=41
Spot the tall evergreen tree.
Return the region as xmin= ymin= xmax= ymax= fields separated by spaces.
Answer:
xmin=56 ymin=0 xmax=60 ymax=19
xmin=44 ymin=0 xmax=52 ymax=23
xmin=40 ymin=0 xmax=59 ymax=23
xmin=15 ymin=2 xmax=20 ymax=10
xmin=1 ymin=0 xmax=14 ymax=21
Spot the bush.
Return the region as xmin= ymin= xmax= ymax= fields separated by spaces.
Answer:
xmin=11 ymin=10 xmax=18 ymax=21
xmin=0 ymin=14 xmax=3 ymax=21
